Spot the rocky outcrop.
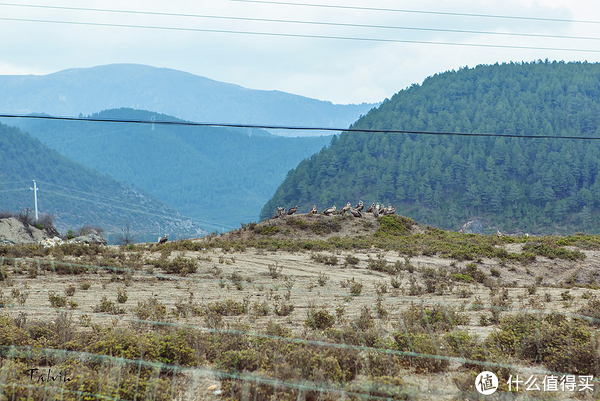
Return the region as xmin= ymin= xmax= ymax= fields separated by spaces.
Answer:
xmin=0 ymin=217 xmax=47 ymax=245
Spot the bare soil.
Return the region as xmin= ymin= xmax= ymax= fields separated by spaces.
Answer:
xmin=1 ymin=213 xmax=599 ymax=400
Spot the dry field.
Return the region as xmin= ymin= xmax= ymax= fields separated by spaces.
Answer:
xmin=1 ymin=213 xmax=600 ymax=400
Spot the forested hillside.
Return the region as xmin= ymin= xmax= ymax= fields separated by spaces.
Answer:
xmin=262 ymin=61 xmax=600 ymax=235
xmin=0 ymin=123 xmax=205 ymax=241
xmin=11 ymin=109 xmax=331 ymax=232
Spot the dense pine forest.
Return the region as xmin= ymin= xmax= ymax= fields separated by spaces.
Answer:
xmin=262 ymin=61 xmax=600 ymax=235
xmin=0 ymin=123 xmax=203 ymax=240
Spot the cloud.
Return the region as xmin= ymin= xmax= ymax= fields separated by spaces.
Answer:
xmin=0 ymin=0 xmax=597 ymax=104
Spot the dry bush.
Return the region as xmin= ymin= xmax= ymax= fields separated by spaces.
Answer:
xmin=94 ymin=296 xmax=125 ymax=315
xmin=305 ymin=306 xmax=336 ymax=330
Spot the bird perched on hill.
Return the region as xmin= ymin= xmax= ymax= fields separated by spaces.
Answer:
xmin=277 ymin=207 xmax=285 ymax=218
xmin=322 ymin=205 xmax=336 ymax=216
xmin=373 ymin=208 xmax=379 ymax=218
xmin=380 ymin=205 xmax=388 ymax=215
xmin=366 ymin=203 xmax=375 ymax=213
xmin=350 ymin=208 xmax=362 ymax=218
xmin=309 ymin=205 xmax=317 ymax=214
xmin=287 ymin=206 xmax=298 ymax=215
xmin=497 ymin=230 xmax=504 ymax=238
xmin=355 ymin=201 xmax=364 ymax=212
xmin=382 ymin=203 xmax=395 ymax=215
xmin=341 ymin=202 xmax=351 ymax=214
xmin=159 ymin=234 xmax=168 ymax=244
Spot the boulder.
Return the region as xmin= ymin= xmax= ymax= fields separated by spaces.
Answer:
xmin=0 ymin=217 xmax=47 ymax=245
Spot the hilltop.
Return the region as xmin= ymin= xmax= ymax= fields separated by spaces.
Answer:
xmin=0 ymin=63 xmax=376 ymax=137
xmin=262 ymin=61 xmax=600 ymax=235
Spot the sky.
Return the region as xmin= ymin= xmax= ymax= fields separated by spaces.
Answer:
xmin=1 ymin=0 xmax=600 ymax=105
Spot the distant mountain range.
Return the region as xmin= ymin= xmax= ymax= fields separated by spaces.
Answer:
xmin=0 ymin=122 xmax=205 ymax=242
xmin=0 ymin=64 xmax=376 ymax=137
xmin=8 ymin=108 xmax=332 ymax=233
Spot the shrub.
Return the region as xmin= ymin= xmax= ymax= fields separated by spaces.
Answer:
xmin=578 ymin=298 xmax=600 ymax=325
xmin=522 ymin=242 xmax=585 ymax=261
xmin=310 ymin=219 xmax=342 ymax=235
xmin=267 ymin=263 xmax=283 ymax=278
xmin=393 ymin=331 xmax=449 ymax=373
xmin=346 ymin=376 xmax=411 ymax=400
xmin=64 ymin=285 xmax=76 ymax=297
xmin=311 ymin=253 xmax=338 ymax=265
xmin=151 ymin=256 xmax=197 ymax=275
xmin=399 ymin=304 xmax=469 ymax=333
xmin=48 ymin=291 xmax=67 ymax=308
xmin=350 ymin=280 xmax=363 ymax=296
xmin=367 ymin=255 xmax=393 ymax=273
xmin=117 ymin=287 xmax=128 ymax=304
xmin=305 ymin=307 xmax=336 ymax=330
xmin=251 ymin=300 xmax=270 ymax=317
xmin=345 ymin=255 xmax=360 ymax=265
xmin=274 ymin=301 xmax=295 ymax=316
xmin=317 ymin=272 xmax=329 ymax=286
xmin=94 ymin=296 xmax=125 ymax=315
xmin=375 ymin=215 xmax=414 ymax=237
xmin=486 ymin=312 xmax=596 ymax=374
xmin=135 ymin=297 xmax=167 ymax=322
xmin=258 ymin=225 xmax=280 ymax=235
xmin=207 ymin=299 xmax=248 ymax=316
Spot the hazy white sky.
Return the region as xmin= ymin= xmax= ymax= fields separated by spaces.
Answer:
xmin=1 ymin=0 xmax=599 ymax=104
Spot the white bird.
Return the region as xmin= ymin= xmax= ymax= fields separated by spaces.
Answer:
xmin=322 ymin=205 xmax=336 ymax=216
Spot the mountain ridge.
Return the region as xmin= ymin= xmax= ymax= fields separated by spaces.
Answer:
xmin=0 ymin=122 xmax=206 ymax=242
xmin=0 ymin=64 xmax=376 ymax=136
xmin=9 ymin=108 xmax=332 ymax=233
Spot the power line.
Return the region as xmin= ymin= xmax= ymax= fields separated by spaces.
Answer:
xmin=37 ymin=184 xmax=238 ymax=230
xmin=0 ymin=188 xmax=28 ymax=194
xmin=0 ymin=180 xmax=31 ymax=186
xmin=231 ymin=0 xmax=600 ymax=25
xmin=2 ymin=113 xmax=600 ymax=141
xmin=1 ymin=2 xmax=599 ymax=43
xmin=1 ymin=16 xmax=600 ymax=54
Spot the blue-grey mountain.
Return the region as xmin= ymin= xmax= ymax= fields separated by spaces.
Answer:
xmin=10 ymin=109 xmax=331 ymax=232
xmin=0 ymin=64 xmax=375 ymax=137
xmin=0 ymin=122 xmax=205 ymax=242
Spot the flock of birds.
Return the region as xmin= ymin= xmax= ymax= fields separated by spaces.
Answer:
xmin=273 ymin=201 xmax=396 ymax=219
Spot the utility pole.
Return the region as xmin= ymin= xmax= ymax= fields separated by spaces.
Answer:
xmin=30 ymin=180 xmax=39 ymax=220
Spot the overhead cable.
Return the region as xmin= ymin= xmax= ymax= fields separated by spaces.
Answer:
xmin=2 ymin=113 xmax=600 ymax=141
xmin=231 ymin=0 xmax=600 ymax=25
xmin=1 ymin=16 xmax=600 ymax=54
xmin=0 ymin=3 xmax=599 ymax=42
